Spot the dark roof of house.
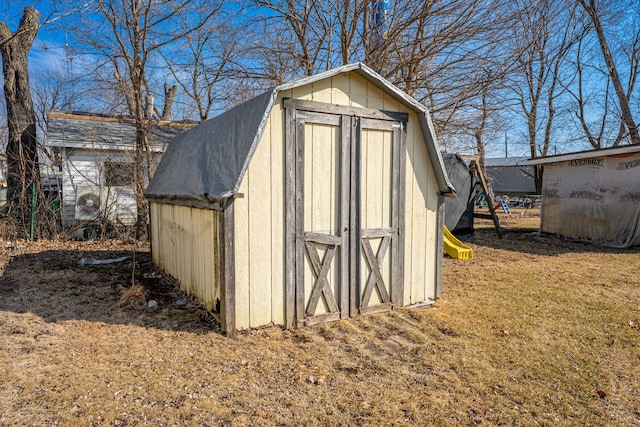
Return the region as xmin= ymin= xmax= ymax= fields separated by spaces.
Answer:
xmin=47 ymin=110 xmax=196 ymax=150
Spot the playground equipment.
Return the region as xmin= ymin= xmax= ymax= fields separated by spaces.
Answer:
xmin=443 ymin=226 xmax=474 ymax=259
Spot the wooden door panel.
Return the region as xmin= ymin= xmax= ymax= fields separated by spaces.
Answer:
xmin=285 ymin=99 xmax=406 ymax=327
xmin=296 ymin=114 xmax=350 ymax=325
xmin=359 ymin=127 xmax=394 ymax=230
xmin=303 ymin=123 xmax=341 ymax=235
xmin=357 ymin=122 xmax=397 ymax=314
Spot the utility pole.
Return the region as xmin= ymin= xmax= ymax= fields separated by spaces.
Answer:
xmin=504 ymin=131 xmax=508 ymax=158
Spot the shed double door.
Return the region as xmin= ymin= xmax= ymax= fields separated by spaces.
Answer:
xmin=285 ymin=99 xmax=407 ymax=327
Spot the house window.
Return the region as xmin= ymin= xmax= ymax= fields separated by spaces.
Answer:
xmin=104 ymin=161 xmax=134 ymax=187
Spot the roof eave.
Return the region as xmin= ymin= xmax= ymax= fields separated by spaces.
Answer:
xmin=48 ymin=141 xmax=165 ymax=152
xmin=528 ymin=144 xmax=640 ymax=165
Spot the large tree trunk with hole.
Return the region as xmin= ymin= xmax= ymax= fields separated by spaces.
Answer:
xmin=0 ymin=7 xmax=41 ymax=232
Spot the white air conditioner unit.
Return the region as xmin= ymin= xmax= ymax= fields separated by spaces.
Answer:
xmin=74 ymin=185 xmax=137 ymax=224
xmin=75 ymin=186 xmax=102 ymax=220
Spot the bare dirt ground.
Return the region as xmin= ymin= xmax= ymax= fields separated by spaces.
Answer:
xmin=1 ymin=209 xmax=639 ymax=426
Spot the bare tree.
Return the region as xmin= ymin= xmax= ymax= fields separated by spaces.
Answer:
xmin=564 ymin=37 xmax=611 ymax=149
xmin=245 ymin=20 xmax=303 ymax=86
xmin=578 ymin=0 xmax=640 ymax=145
xmin=250 ymin=0 xmax=512 ymax=141
xmin=74 ymin=0 xmax=218 ymax=238
xmin=0 ymin=6 xmax=41 ymax=233
xmin=251 ymin=0 xmax=333 ymax=77
xmin=505 ymin=0 xmax=585 ymax=191
xmin=158 ymin=4 xmax=246 ymax=121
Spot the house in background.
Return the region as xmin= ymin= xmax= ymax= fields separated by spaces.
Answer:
xmin=0 ymin=155 xmax=60 ymax=206
xmin=528 ymin=145 xmax=640 ymax=248
xmin=47 ymin=110 xmax=194 ymax=227
xmin=485 ymin=157 xmax=536 ymax=197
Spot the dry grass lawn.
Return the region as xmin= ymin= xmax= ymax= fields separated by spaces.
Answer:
xmin=1 ymin=208 xmax=639 ymax=426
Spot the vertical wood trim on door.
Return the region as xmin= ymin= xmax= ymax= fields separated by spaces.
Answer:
xmin=220 ymin=200 xmax=236 ymax=337
xmin=349 ymin=117 xmax=361 ymax=318
xmin=390 ymin=124 xmax=401 ymax=306
xmin=340 ymin=115 xmax=351 ymax=319
xmin=435 ymin=194 xmax=445 ymax=298
xmin=284 ymin=106 xmax=296 ymax=329
xmin=393 ymin=123 xmax=407 ymax=306
xmin=294 ymin=117 xmax=306 ymax=326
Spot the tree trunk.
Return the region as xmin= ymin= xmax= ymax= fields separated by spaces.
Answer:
xmin=0 ymin=7 xmax=41 ymax=232
xmin=580 ymin=0 xmax=640 ymax=145
xmin=160 ymin=83 xmax=178 ymax=120
xmin=134 ymin=124 xmax=148 ymax=240
xmin=527 ymin=111 xmax=544 ymax=193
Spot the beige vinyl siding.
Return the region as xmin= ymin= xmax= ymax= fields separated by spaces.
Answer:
xmin=232 ymin=96 xmax=287 ymax=329
xmin=269 ymin=100 xmax=286 ymax=326
xmin=150 ymin=202 xmax=220 ymax=311
xmin=404 ymin=111 xmax=440 ymax=304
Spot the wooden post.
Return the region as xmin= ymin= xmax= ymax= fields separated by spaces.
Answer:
xmin=284 ymin=106 xmax=296 ymax=328
xmin=219 ymin=199 xmax=236 ymax=337
xmin=469 ymin=157 xmax=503 ymax=238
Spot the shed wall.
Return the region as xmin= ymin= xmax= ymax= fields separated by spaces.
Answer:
xmin=233 ymin=73 xmax=442 ymax=329
xmin=404 ymin=110 xmax=441 ymax=306
xmin=150 ymin=202 xmax=221 ymax=310
xmin=486 ymin=165 xmax=536 ymax=195
xmin=540 ymin=153 xmax=640 ymax=247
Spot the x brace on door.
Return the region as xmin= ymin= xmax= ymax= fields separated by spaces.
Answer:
xmin=359 ymin=230 xmax=392 ymax=313
xmin=304 ymin=234 xmax=340 ymax=318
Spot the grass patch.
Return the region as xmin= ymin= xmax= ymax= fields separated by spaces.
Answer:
xmin=0 ymin=211 xmax=639 ymax=425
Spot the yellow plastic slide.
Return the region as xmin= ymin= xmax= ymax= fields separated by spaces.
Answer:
xmin=443 ymin=226 xmax=474 ymax=259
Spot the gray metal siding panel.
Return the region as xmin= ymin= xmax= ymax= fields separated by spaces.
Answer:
xmin=487 ymin=165 xmax=536 ymax=194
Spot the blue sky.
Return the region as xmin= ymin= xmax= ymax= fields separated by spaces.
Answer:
xmin=1 ymin=2 xmax=69 ymax=73
xmin=0 ymin=2 xmax=535 ymax=158
xmin=2 ymin=1 xmax=636 ymax=159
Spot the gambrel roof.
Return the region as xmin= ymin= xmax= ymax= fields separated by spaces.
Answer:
xmin=145 ymin=63 xmax=455 ymax=210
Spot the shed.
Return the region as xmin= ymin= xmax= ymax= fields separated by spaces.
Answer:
xmin=145 ymin=63 xmax=456 ymax=333
xmin=47 ymin=111 xmax=193 ymax=227
xmin=528 ymin=145 xmax=640 ymax=247
xmin=485 ymin=157 xmax=536 ymax=197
